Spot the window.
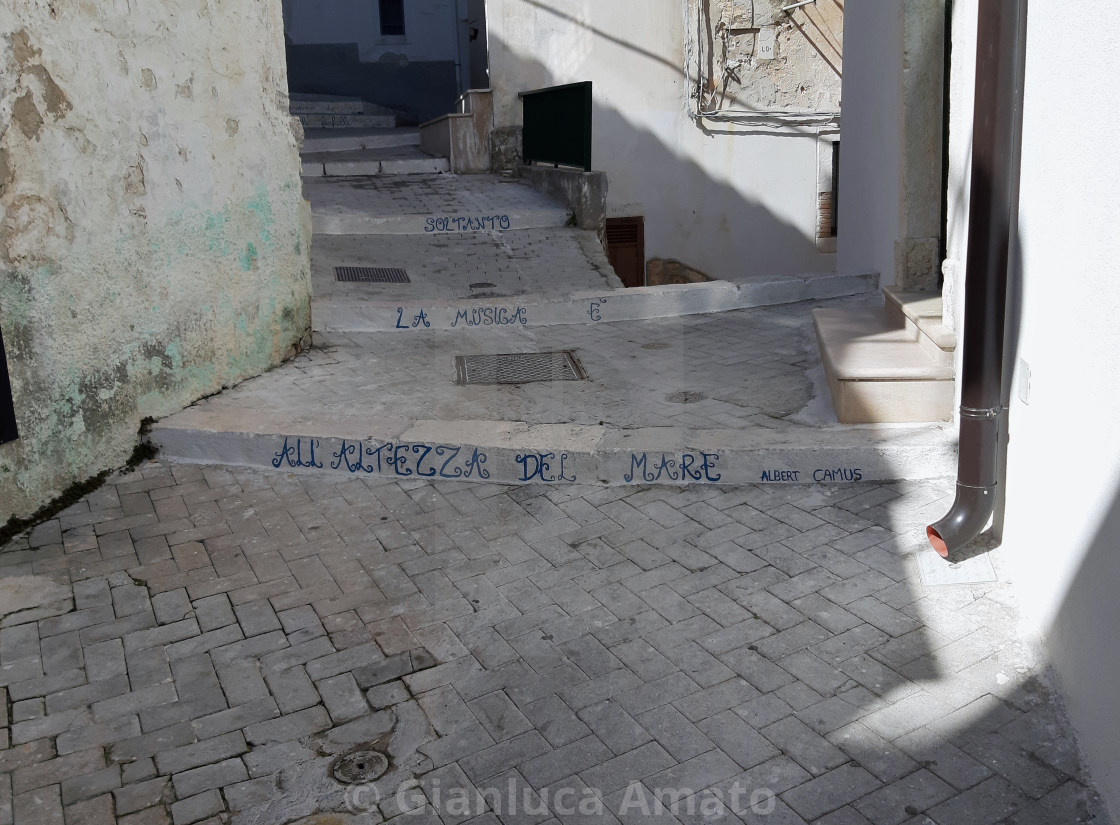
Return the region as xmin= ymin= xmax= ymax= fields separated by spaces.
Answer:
xmin=0 ymin=324 xmax=17 ymax=445
xmin=379 ymin=0 xmax=405 ymax=36
xmin=816 ymin=132 xmax=840 ymax=252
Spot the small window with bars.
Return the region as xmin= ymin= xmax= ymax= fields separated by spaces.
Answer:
xmin=379 ymin=0 xmax=406 ymax=36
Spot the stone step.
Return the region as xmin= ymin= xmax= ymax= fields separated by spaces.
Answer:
xmin=152 ymin=417 xmax=956 ymax=487
xmin=302 ymin=147 xmax=450 ymax=178
xmin=289 ymin=94 xmax=398 ymax=117
xmin=301 ymin=128 xmax=420 ymax=154
xmin=311 ymin=205 xmax=568 ymax=235
xmin=883 ymin=285 xmax=956 ymax=367
xmin=814 ymin=306 xmax=955 ymax=424
xmin=312 ymin=272 xmax=878 ymax=333
xmin=299 ymin=113 xmax=396 ymax=129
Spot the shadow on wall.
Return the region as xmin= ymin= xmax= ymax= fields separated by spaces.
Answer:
xmin=492 ymin=38 xmax=830 ymax=280
xmin=285 ymin=41 xmax=458 ymax=124
xmin=1046 ymin=478 xmax=1120 ymax=816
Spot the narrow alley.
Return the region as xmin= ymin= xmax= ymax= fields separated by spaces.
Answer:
xmin=0 ymin=162 xmax=1109 ymax=825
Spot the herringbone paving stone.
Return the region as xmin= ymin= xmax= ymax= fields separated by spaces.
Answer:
xmin=0 ymin=462 xmax=1110 ymax=825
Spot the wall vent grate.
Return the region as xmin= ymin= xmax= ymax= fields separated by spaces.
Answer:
xmin=455 ymin=351 xmax=587 ymax=385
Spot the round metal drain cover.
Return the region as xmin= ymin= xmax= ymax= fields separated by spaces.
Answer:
xmin=330 ymin=750 xmax=389 ymax=784
xmin=666 ymin=391 xmax=705 ymax=404
xmin=469 ymin=282 xmax=497 ymax=289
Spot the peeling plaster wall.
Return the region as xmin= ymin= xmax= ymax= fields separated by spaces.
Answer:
xmin=485 ymin=0 xmax=839 ymax=281
xmin=687 ymin=0 xmax=842 ymax=118
xmin=0 ymin=3 xmax=312 ymax=521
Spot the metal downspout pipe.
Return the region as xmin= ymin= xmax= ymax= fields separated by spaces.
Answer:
xmin=927 ymin=0 xmax=1027 ymax=558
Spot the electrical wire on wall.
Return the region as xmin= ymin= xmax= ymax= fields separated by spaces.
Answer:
xmin=688 ymin=0 xmax=841 ymax=126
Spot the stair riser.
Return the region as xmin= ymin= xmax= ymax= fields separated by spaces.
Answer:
xmin=153 ymin=428 xmax=956 ymax=486
xmin=825 ymin=374 xmax=955 ymax=424
xmin=290 ymin=101 xmax=365 ymax=115
xmin=299 ymin=114 xmax=396 ymax=129
xmin=302 ymin=133 xmax=421 ymax=154
xmin=884 ymin=291 xmax=955 ymax=365
xmin=312 ymin=274 xmax=879 ymax=332
xmin=303 ymin=158 xmax=451 ymax=178
xmin=311 ymin=208 xmax=570 ymax=235
xmin=901 ymin=314 xmax=955 ymax=367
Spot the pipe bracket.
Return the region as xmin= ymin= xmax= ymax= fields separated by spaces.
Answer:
xmin=959 ymin=405 xmax=1003 ymax=421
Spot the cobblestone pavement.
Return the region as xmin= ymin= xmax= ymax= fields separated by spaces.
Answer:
xmin=0 ymin=462 xmax=1109 ymax=825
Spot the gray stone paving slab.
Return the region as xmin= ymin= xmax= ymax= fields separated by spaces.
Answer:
xmin=0 ymin=464 xmax=1113 ymax=825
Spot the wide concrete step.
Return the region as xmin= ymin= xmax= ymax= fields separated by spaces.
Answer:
xmin=302 ymin=128 xmax=420 ymax=154
xmin=304 ymin=174 xmax=573 ymax=235
xmin=884 ymin=285 xmax=956 ymax=367
xmin=290 ymin=94 xmax=397 ymax=117
xmin=302 ymin=147 xmax=449 ymax=178
xmin=152 ymin=297 xmax=956 ymax=487
xmin=313 ymin=272 xmax=878 ymax=333
xmin=153 ymin=416 xmax=955 ymax=488
xmin=299 ymin=113 xmax=396 ymax=129
xmin=814 ymin=306 xmax=955 ymax=423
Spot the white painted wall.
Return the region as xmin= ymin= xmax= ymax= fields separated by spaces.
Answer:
xmin=485 ymin=0 xmax=835 ymax=280
xmin=994 ymin=2 xmax=1120 ymax=816
xmin=284 ymin=0 xmax=462 ymax=64
xmin=837 ymin=1 xmax=1120 ymax=809
xmin=834 ymin=1 xmax=902 ymax=286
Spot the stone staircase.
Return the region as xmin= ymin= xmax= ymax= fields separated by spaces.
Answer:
xmin=294 ymin=93 xmax=449 ymax=177
xmin=418 ymin=89 xmax=495 ymax=174
xmin=290 ymin=92 xmax=399 ymax=129
xmin=813 ymin=286 xmax=956 ymax=423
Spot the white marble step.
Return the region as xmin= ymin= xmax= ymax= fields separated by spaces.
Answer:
xmin=814 ymin=305 xmax=955 ymax=423
xmin=884 ymin=285 xmax=956 ymax=367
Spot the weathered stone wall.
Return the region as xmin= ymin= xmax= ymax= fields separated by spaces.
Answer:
xmin=0 ymin=2 xmax=312 ymax=521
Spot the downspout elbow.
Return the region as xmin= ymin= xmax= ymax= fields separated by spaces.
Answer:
xmin=927 ymin=483 xmax=995 ymax=558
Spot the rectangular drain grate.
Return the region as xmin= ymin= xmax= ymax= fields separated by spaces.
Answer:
xmin=335 ymin=266 xmax=410 ymax=283
xmin=456 ymin=351 xmax=587 ymax=385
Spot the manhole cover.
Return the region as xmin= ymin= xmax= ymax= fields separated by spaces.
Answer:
xmin=330 ymin=750 xmax=389 ymax=784
xmin=335 ymin=267 xmax=410 ymax=283
xmin=455 ymin=351 xmax=587 ymax=385
xmin=666 ymin=390 xmax=705 ymax=404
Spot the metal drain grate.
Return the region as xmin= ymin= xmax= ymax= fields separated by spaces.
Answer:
xmin=456 ymin=351 xmax=587 ymax=385
xmin=335 ymin=266 xmax=410 ymax=283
